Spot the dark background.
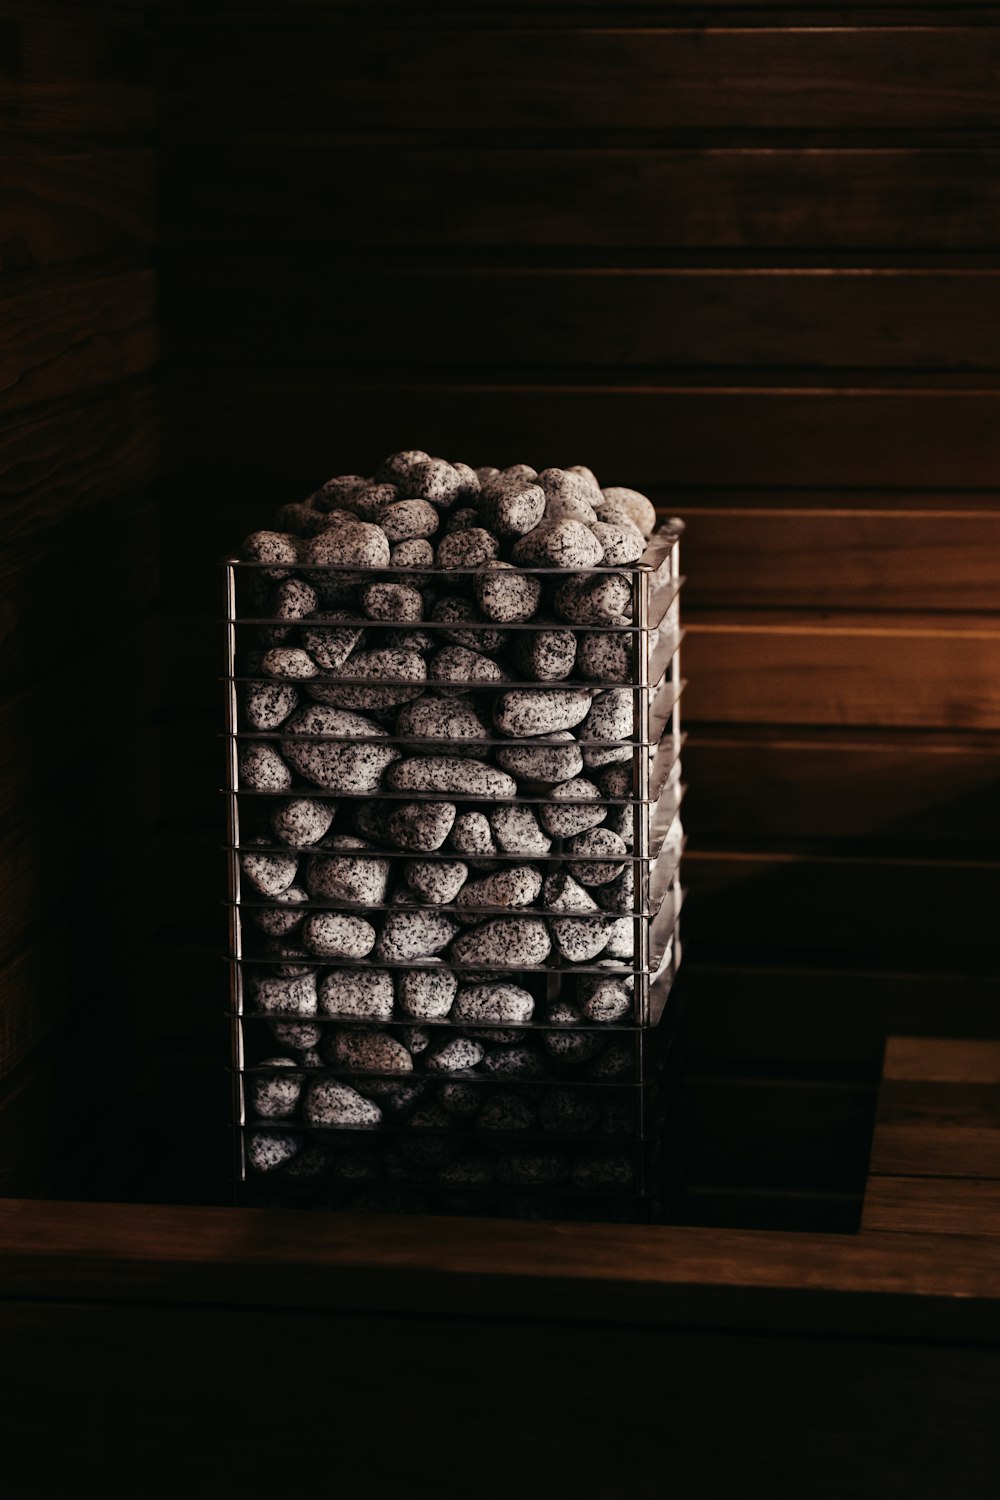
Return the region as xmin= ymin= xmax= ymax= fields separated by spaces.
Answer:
xmin=2 ymin=0 xmax=999 ymax=1226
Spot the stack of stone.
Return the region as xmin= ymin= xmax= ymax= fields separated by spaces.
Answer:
xmin=227 ymin=451 xmax=684 ymax=1221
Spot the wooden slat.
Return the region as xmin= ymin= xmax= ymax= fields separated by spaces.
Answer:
xmin=0 ymin=148 xmax=154 ymax=272
xmin=159 ymin=26 xmax=1000 ymax=133
xmin=883 ymin=1035 xmax=1000 ymax=1083
xmin=865 ymin=1079 xmax=1000 ymax=1177
xmin=683 ymin=849 xmax=1000 ymax=960
xmin=0 ymin=23 xmax=153 ymax=138
xmin=677 ymin=1184 xmax=860 ymax=1234
xmin=683 ymin=613 xmax=1000 ymax=729
xmin=168 ymin=378 xmax=1000 ymax=489
xmin=678 ymin=507 xmax=1000 ymax=610
xmin=684 ymin=729 xmax=1000 ymax=847
xmin=168 ymin=266 xmax=1000 ymax=373
xmin=0 ymin=266 xmax=158 ymax=413
xmin=679 ymin=962 xmax=1000 ymax=1073
xmin=863 ymin=1176 xmax=1000 ymax=1236
xmin=164 ymin=147 xmax=1000 ymax=250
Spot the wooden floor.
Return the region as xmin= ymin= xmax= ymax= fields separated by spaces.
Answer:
xmin=0 ymin=1036 xmax=997 ymax=1498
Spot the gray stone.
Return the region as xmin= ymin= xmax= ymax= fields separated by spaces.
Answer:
xmin=407 ymin=458 xmax=463 ymax=506
xmin=429 ymin=645 xmax=506 ymax=691
xmin=538 ymin=1088 xmax=601 ymax=1134
xmin=299 ymin=613 xmax=366 ymax=672
xmin=579 ymin=975 xmax=633 ymax=1022
xmin=332 ymin=1030 xmax=413 ymax=1074
xmin=476 ymin=476 xmax=547 ymax=538
xmin=589 ymin=521 xmax=645 ymax=566
xmin=436 ymin=527 xmax=500 ymax=570
xmin=246 ymin=1130 xmax=302 ymax=1172
xmin=252 ymin=970 xmax=318 ymax=1017
xmin=493 ymin=688 xmax=593 ymax=738
xmin=249 ymin=1059 xmax=304 ymax=1119
xmin=577 ymin=631 xmax=632 ymax=683
xmin=455 ymin=864 xmax=543 ymax=913
xmin=397 ymin=965 xmax=457 ymax=1019
xmin=553 ymin=573 xmax=632 ymax=625
xmin=549 ymin=915 xmax=611 ymax=962
xmin=305 ymin=836 xmax=390 ymax=904
xmin=318 ymin=968 xmax=395 ymax=1021
xmin=510 ymin=519 xmax=603 ymax=568
xmin=579 ymin=690 xmax=634 ymax=767
xmin=386 ymin=756 xmax=516 ymax=797
xmin=405 ymin=859 xmax=469 ymax=904
xmin=473 ymin=560 xmax=542 ymax=623
xmin=452 ymin=983 xmax=535 ymax=1025
xmin=542 ymin=871 xmax=598 ymax=913
xmin=270 ymin=797 xmax=336 ymax=848
xmin=257 ymin=577 xmax=319 ymax=644
xmin=598 ymin=486 xmax=658 ymax=537
xmin=450 ymin=917 xmax=551 ymax=967
xmin=429 ymin=596 xmax=506 ymax=655
xmin=538 ymin=778 xmax=606 ymax=837
xmin=489 ymin=804 xmax=552 ymax=855
xmin=374 ymin=450 xmax=431 ymax=487
xmin=301 ymin=520 xmax=390 ymax=569
xmin=240 ymin=530 xmax=299 ymax=579
xmin=376 ymin=909 xmax=460 ymax=962
xmin=571 ymin=1152 xmax=635 ymax=1189
xmin=480 ymin=1045 xmax=545 ymax=1077
xmin=301 ymin=911 xmax=377 ymax=958
xmin=251 ymin=884 xmax=309 ymax=937
xmin=425 ymin=1036 xmax=485 ymax=1072
xmin=514 ymin=627 xmax=576 ymax=682
xmin=243 ymin=681 xmax=300 ymax=731
xmin=260 ymin=647 xmax=318 ymax=680
xmin=303 ymin=1079 xmax=382 ymax=1129
xmin=374 ymin=498 xmax=440 ymax=542
xmin=239 ymin=742 xmax=293 ymax=791
xmin=360 ymin=582 xmax=425 ymax=622
xmin=494 ymin=733 xmax=583 ymax=785
xmin=567 ymin=826 xmax=629 ymax=884
xmin=438 ymin=1081 xmax=483 ymax=1116
xmin=241 ymin=838 xmax=299 ymax=896
xmin=306 ymin=647 xmax=426 ymax=710
xmin=478 ymin=1092 xmax=536 ymax=1132
xmin=448 ymin=810 xmax=499 ymax=859
xmin=395 ymin=695 xmax=491 ymax=754
xmin=383 ymin=800 xmax=457 ymax=852
xmin=389 ymin=538 xmax=435 ymax=577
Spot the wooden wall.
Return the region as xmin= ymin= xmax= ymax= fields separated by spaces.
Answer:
xmin=0 ymin=2 xmax=159 ymax=1194
xmin=150 ymin=0 xmax=1000 ymax=1219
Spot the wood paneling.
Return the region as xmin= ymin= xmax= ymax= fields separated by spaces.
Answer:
xmin=0 ymin=266 xmax=157 ymax=412
xmin=0 ymin=148 xmax=155 ymax=271
xmin=169 ymin=378 xmax=1000 ymax=490
xmin=164 ymin=147 xmax=1000 ymax=250
xmin=159 ymin=26 xmax=1000 ymax=132
xmin=172 ymin=265 xmax=1000 ymax=373
xmin=683 ymin=613 xmax=1000 ymax=729
xmin=683 ymin=729 xmax=1000 ymax=847
xmin=0 ymin=21 xmax=153 ymax=138
xmin=863 ymin=1176 xmax=1000 ymax=1237
xmin=682 ymin=848 xmax=999 ymax=960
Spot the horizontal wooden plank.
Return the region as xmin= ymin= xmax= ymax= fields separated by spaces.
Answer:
xmin=0 ymin=266 xmax=158 ymax=414
xmin=684 ymin=729 xmax=1000 ymax=847
xmin=166 ymin=266 xmax=1000 ymax=373
xmin=682 ymin=849 xmax=1000 ymax=961
xmin=678 ymin=962 xmax=1000 ymax=1073
xmin=168 ymin=378 xmax=1000 ymax=489
xmin=5 ymin=1299 xmax=1000 ymax=1500
xmin=678 ymin=507 xmax=1000 ymax=610
xmin=159 ymin=27 xmax=1000 ymax=133
xmin=869 ymin=1079 xmax=1000 ymax=1177
xmin=863 ymin=1175 xmax=1000 ymax=1236
xmin=163 ymin=147 xmax=1000 ymax=250
xmin=0 ymin=22 xmax=152 ymax=138
xmin=683 ymin=613 xmax=1000 ymax=728
xmin=0 ymin=148 xmax=154 ymax=272
xmin=7 ymin=1197 xmax=1000 ymax=1340
xmin=884 ymin=1036 xmax=1000 ymax=1084
xmin=153 ymin=1 xmax=1000 ymax=20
